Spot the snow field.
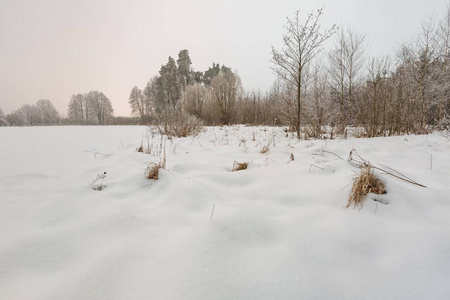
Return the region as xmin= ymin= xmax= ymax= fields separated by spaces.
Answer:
xmin=0 ymin=126 xmax=450 ymax=299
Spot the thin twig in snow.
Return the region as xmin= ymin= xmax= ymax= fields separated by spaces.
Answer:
xmin=210 ymin=204 xmax=216 ymax=220
xmin=348 ymin=149 xmax=427 ymax=188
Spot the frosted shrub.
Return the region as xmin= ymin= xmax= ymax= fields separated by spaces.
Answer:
xmin=156 ymin=109 xmax=203 ymax=138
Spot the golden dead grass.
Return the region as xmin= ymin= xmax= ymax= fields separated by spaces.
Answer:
xmin=348 ymin=165 xmax=386 ymax=209
xmin=232 ymin=161 xmax=248 ymax=172
xmin=146 ymin=153 xmax=166 ymax=180
xmin=146 ymin=163 xmax=161 ymax=180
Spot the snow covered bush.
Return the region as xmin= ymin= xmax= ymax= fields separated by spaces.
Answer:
xmin=0 ymin=108 xmax=9 ymax=126
xmin=155 ymin=108 xmax=203 ymax=138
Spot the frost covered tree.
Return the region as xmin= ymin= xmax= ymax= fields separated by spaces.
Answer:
xmin=210 ymin=70 xmax=241 ymax=125
xmin=328 ymin=27 xmax=366 ymax=132
xmin=204 ymin=63 xmax=231 ymax=87
xmin=36 ymin=99 xmax=60 ymax=125
xmin=305 ymin=64 xmax=330 ymax=138
xmin=87 ymin=91 xmax=114 ymax=125
xmin=436 ymin=2 xmax=450 ymax=129
xmin=235 ymin=90 xmax=276 ymax=125
xmin=19 ymin=104 xmax=44 ymax=125
xmin=68 ymin=91 xmax=113 ymax=124
xmin=272 ymin=8 xmax=336 ymax=138
xmin=181 ymin=83 xmax=207 ymax=118
xmin=68 ymin=94 xmax=86 ymax=122
xmin=128 ymin=78 xmax=158 ymax=122
xmin=0 ymin=107 xmax=9 ymax=126
xmin=192 ymin=71 xmax=204 ymax=84
xmin=129 ymin=86 xmax=145 ymax=119
xmin=177 ymin=49 xmax=192 ymax=90
xmin=412 ymin=16 xmax=437 ymax=131
xmin=358 ymin=57 xmax=392 ymax=137
xmin=156 ymin=57 xmax=180 ymax=109
xmin=143 ymin=76 xmax=158 ymax=117
xmin=6 ymin=109 xmax=27 ymax=126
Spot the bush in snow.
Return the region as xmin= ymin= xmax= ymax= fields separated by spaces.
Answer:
xmin=155 ymin=108 xmax=203 ymax=138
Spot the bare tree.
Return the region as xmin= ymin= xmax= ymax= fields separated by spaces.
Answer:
xmin=436 ymin=2 xmax=450 ymax=129
xmin=143 ymin=76 xmax=158 ymax=118
xmin=360 ymin=56 xmax=391 ymax=137
xmin=414 ymin=16 xmax=437 ymax=131
xmin=306 ymin=64 xmax=330 ymax=138
xmin=181 ymin=83 xmax=207 ymax=119
xmin=209 ymin=70 xmax=241 ymax=125
xmin=68 ymin=94 xmax=85 ymax=123
xmin=328 ymin=26 xmax=367 ymax=133
xmin=271 ymin=7 xmax=336 ymax=138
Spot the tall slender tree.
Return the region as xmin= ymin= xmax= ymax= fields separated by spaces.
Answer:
xmin=272 ymin=8 xmax=336 ymax=138
xmin=328 ymin=26 xmax=366 ymax=132
xmin=157 ymin=57 xmax=180 ymax=109
xmin=129 ymin=86 xmax=145 ymax=119
xmin=177 ymin=49 xmax=192 ymax=90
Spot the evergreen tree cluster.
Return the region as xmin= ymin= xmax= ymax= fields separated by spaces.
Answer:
xmin=129 ymin=49 xmax=238 ymax=125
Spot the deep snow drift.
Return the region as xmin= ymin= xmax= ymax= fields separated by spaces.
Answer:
xmin=1 ymin=126 xmax=449 ymax=300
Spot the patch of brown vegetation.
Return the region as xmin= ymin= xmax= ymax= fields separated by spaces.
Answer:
xmin=348 ymin=165 xmax=386 ymax=209
xmin=146 ymin=163 xmax=162 ymax=180
xmin=146 ymin=153 xmax=166 ymax=180
xmin=232 ymin=161 xmax=248 ymax=172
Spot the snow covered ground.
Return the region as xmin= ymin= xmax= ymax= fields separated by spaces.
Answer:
xmin=1 ymin=125 xmax=449 ymax=300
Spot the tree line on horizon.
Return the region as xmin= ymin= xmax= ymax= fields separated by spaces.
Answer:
xmin=0 ymin=91 xmax=116 ymax=126
xmin=0 ymin=100 xmax=60 ymax=126
xmin=268 ymin=5 xmax=450 ymax=138
xmin=2 ymin=4 xmax=450 ymax=138
xmin=126 ymin=4 xmax=450 ymax=138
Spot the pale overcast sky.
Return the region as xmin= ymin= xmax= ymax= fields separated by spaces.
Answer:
xmin=0 ymin=0 xmax=446 ymax=116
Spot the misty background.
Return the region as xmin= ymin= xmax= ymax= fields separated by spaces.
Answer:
xmin=0 ymin=0 xmax=445 ymax=116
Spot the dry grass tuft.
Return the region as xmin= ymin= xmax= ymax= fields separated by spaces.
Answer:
xmin=146 ymin=162 xmax=162 ymax=180
xmin=232 ymin=161 xmax=248 ymax=172
xmin=260 ymin=145 xmax=270 ymax=154
xmin=348 ymin=165 xmax=386 ymax=209
xmin=146 ymin=151 xmax=166 ymax=180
